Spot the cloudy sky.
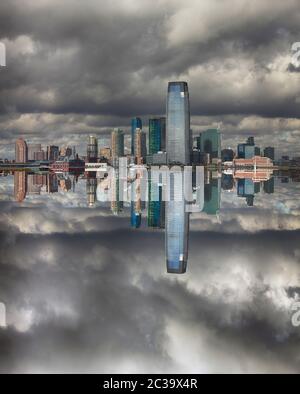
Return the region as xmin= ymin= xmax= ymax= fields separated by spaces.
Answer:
xmin=0 ymin=0 xmax=300 ymax=158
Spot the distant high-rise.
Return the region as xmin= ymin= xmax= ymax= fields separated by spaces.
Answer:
xmin=149 ymin=117 xmax=166 ymax=155
xmin=131 ymin=117 xmax=142 ymax=155
xmin=237 ymin=143 xmax=255 ymax=159
xmin=27 ymin=144 xmax=42 ymax=161
xmin=254 ymin=147 xmax=261 ymax=156
xmin=134 ymin=128 xmax=147 ymax=164
xmin=33 ymin=150 xmax=46 ymax=161
xmin=264 ymin=147 xmax=275 ymax=161
xmin=237 ymin=137 xmax=259 ymax=159
xmin=221 ymin=148 xmax=235 ymax=162
xmin=99 ymin=147 xmax=111 ymax=162
xmin=247 ymin=136 xmax=255 ymax=146
xmin=87 ymin=135 xmax=98 ymax=163
xmin=47 ymin=146 xmax=59 ymax=162
xmin=165 ymin=168 xmax=189 ymax=274
xmin=111 ymin=128 xmax=125 ymax=160
xmin=15 ymin=138 xmax=28 ymax=163
xmin=166 ymin=82 xmax=191 ymax=165
xmin=60 ymin=147 xmax=73 ymax=157
xmin=198 ymin=129 xmax=221 ymax=159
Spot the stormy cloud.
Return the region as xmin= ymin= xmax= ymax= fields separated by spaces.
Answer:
xmin=0 ymin=0 xmax=300 ymax=157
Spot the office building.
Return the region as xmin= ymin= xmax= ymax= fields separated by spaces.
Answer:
xmin=33 ymin=150 xmax=46 ymax=161
xmin=111 ymin=128 xmax=125 ymax=160
xmin=221 ymin=148 xmax=235 ymax=162
xmin=149 ymin=117 xmax=166 ymax=155
xmin=99 ymin=147 xmax=111 ymax=162
xmin=134 ymin=128 xmax=147 ymax=164
xmin=87 ymin=135 xmax=98 ymax=163
xmin=47 ymin=146 xmax=59 ymax=162
xmin=237 ymin=143 xmax=255 ymax=159
xmin=198 ymin=129 xmax=221 ymax=159
xmin=15 ymin=138 xmax=28 ymax=163
xmin=60 ymin=147 xmax=73 ymax=157
xmin=27 ymin=144 xmax=42 ymax=161
xmin=233 ymin=156 xmax=273 ymax=167
xmin=264 ymin=147 xmax=275 ymax=161
xmin=131 ymin=117 xmax=142 ymax=155
xmin=255 ymin=147 xmax=261 ymax=156
xmin=247 ymin=136 xmax=255 ymax=146
xmin=166 ymin=82 xmax=191 ymax=165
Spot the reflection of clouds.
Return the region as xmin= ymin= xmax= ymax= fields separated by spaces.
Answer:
xmin=0 ymin=226 xmax=299 ymax=373
xmin=0 ymin=175 xmax=300 ymax=372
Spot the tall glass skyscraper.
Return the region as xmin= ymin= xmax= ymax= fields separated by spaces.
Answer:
xmin=149 ymin=117 xmax=166 ymax=155
xmin=165 ymin=168 xmax=189 ymax=274
xmin=166 ymin=82 xmax=191 ymax=165
xmin=131 ymin=117 xmax=142 ymax=155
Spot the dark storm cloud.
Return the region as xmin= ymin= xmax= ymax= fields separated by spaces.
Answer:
xmin=0 ymin=224 xmax=299 ymax=373
xmin=0 ymin=0 xmax=300 ymax=139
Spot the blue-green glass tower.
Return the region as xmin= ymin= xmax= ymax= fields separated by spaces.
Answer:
xmin=198 ymin=129 xmax=221 ymax=159
xmin=149 ymin=118 xmax=166 ymax=155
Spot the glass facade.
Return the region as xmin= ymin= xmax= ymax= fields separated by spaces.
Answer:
xmin=165 ymin=168 xmax=189 ymax=274
xmin=166 ymin=82 xmax=191 ymax=165
xmin=199 ymin=129 xmax=221 ymax=159
xmin=148 ymin=118 xmax=166 ymax=155
xmin=203 ymin=178 xmax=221 ymax=215
xmin=131 ymin=117 xmax=142 ymax=155
xmin=148 ymin=178 xmax=165 ymax=228
xmin=237 ymin=143 xmax=255 ymax=159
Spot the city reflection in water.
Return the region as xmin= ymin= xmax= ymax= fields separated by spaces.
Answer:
xmin=1 ymin=164 xmax=299 ymax=274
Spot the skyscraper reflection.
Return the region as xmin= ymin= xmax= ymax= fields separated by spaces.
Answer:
xmin=14 ymin=171 xmax=27 ymax=202
xmin=165 ymin=167 xmax=189 ymax=274
xmin=8 ymin=165 xmax=279 ymax=274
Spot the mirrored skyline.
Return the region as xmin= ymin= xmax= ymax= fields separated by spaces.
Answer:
xmin=0 ymin=167 xmax=300 ymax=373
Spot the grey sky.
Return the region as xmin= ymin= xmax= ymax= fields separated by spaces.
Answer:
xmin=0 ymin=0 xmax=300 ymax=158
